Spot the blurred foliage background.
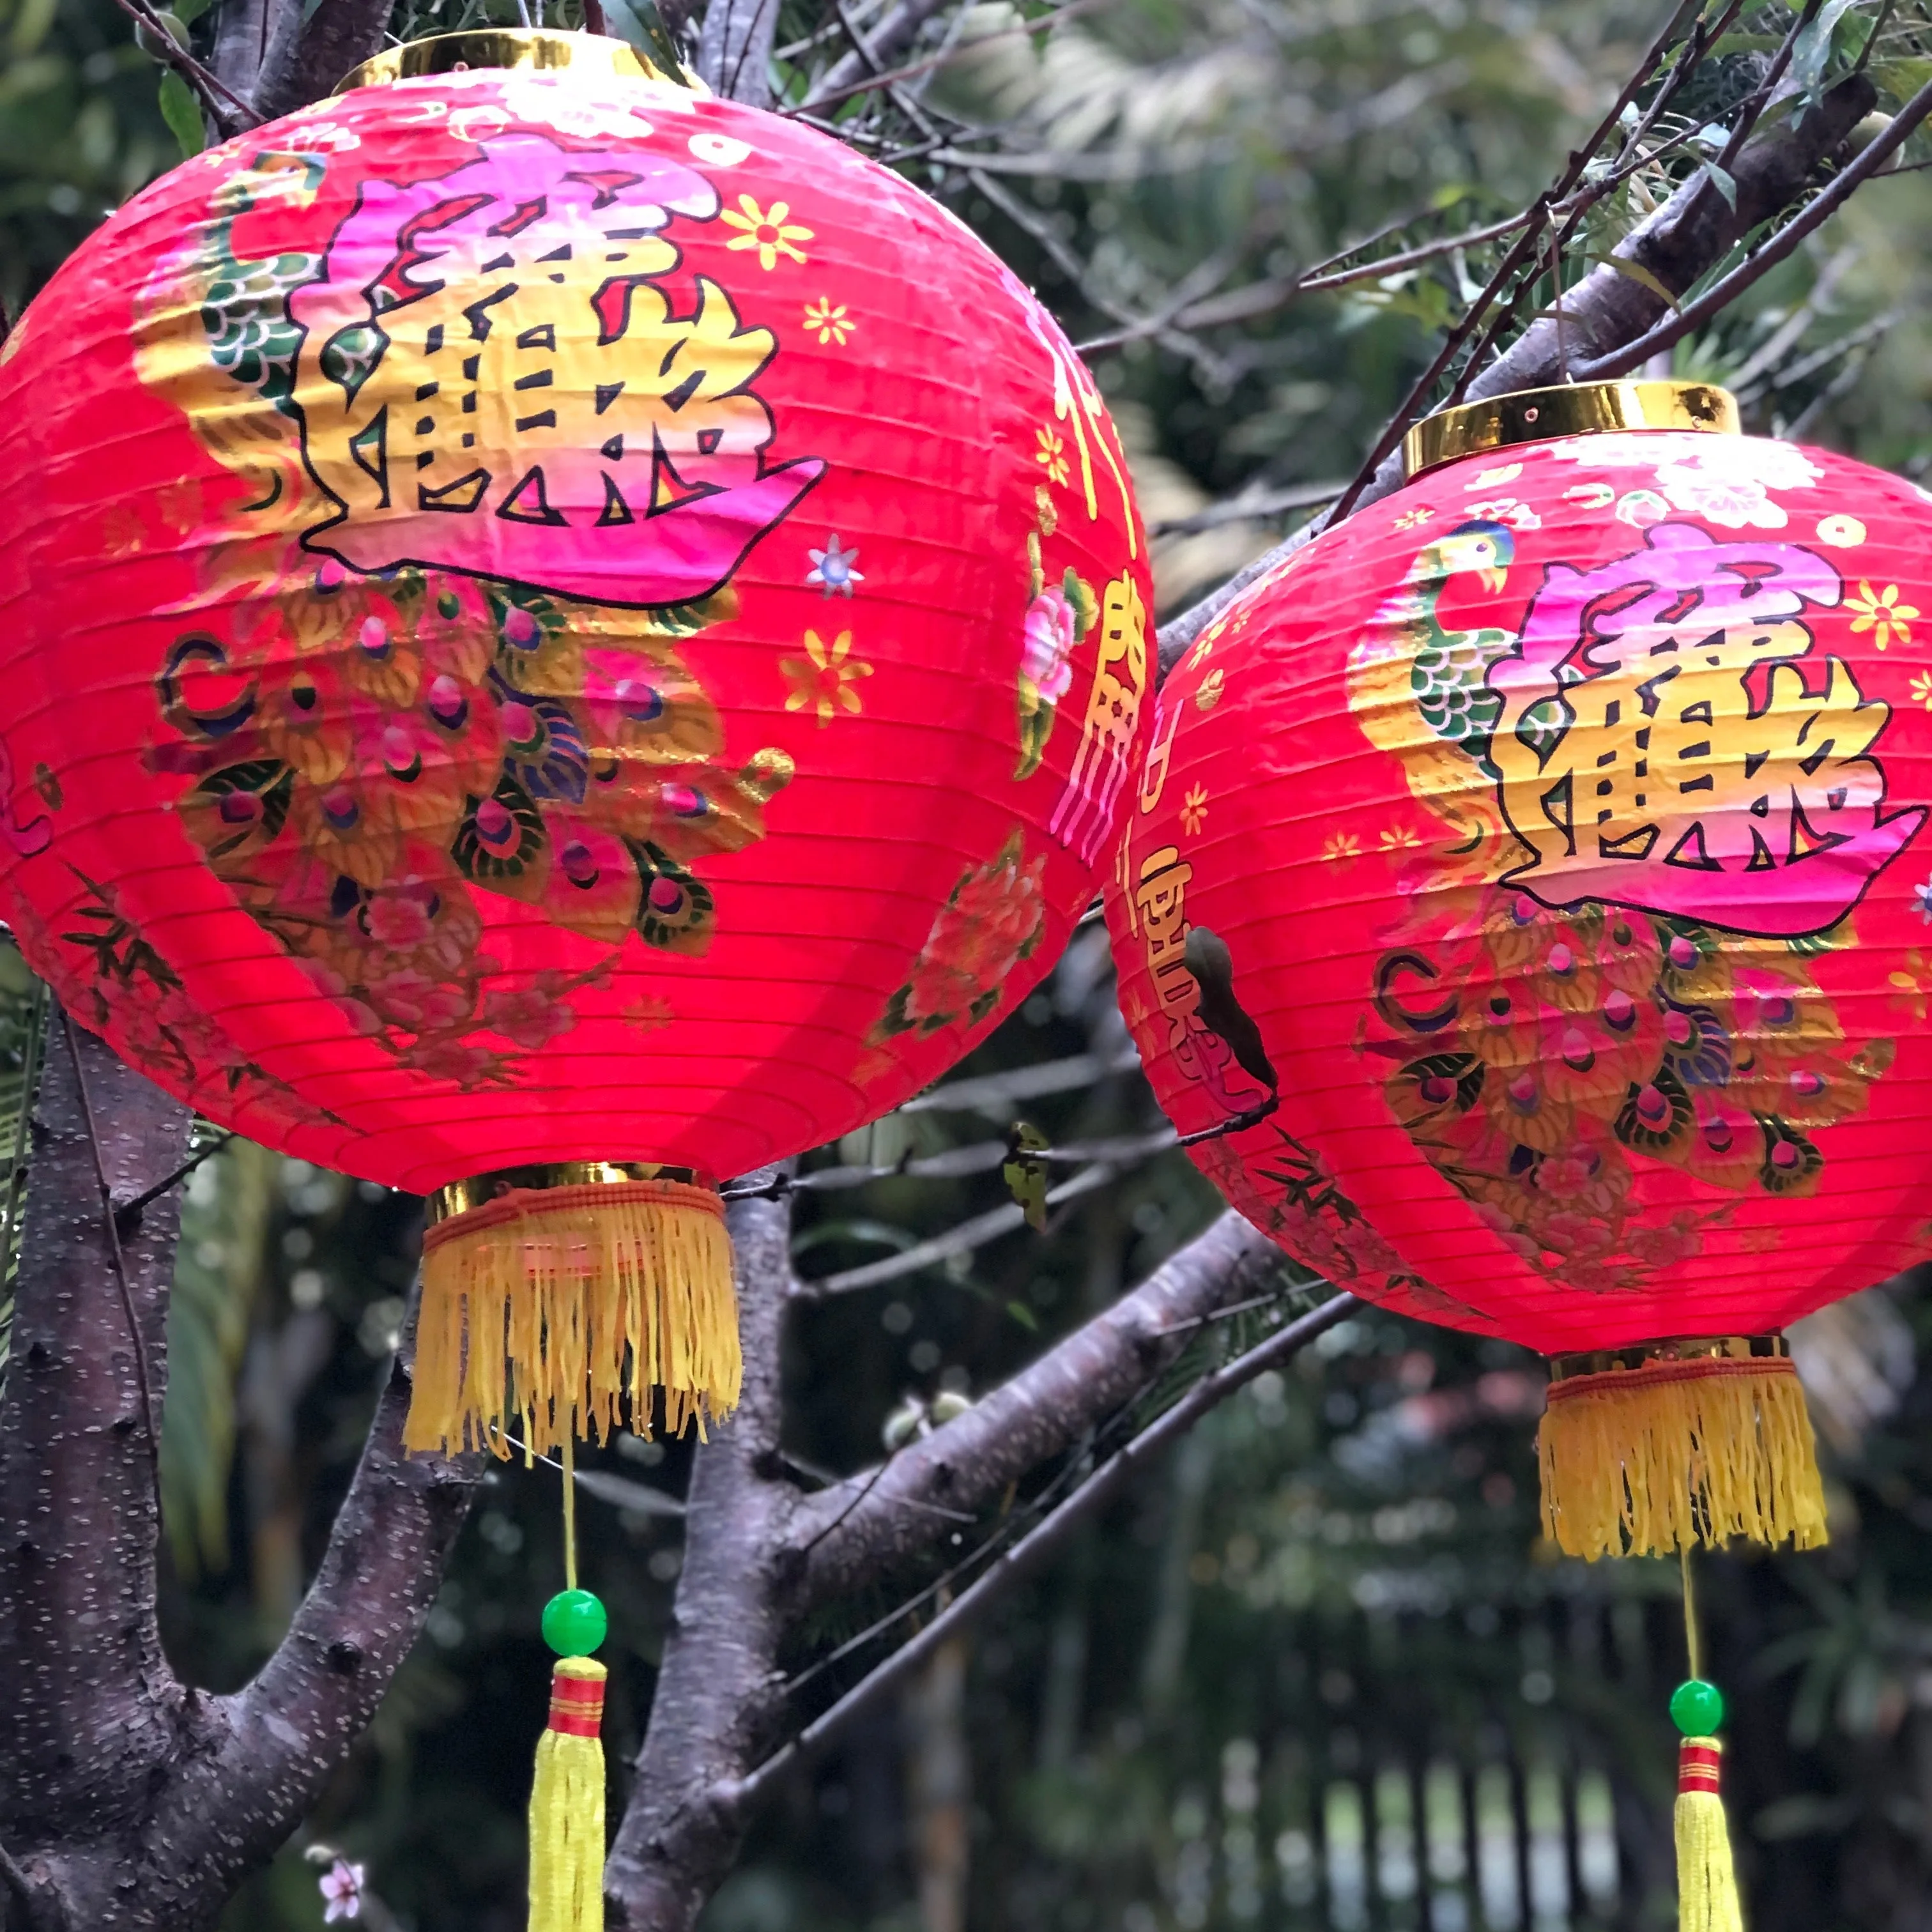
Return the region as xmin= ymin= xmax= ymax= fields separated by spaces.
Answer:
xmin=8 ymin=0 xmax=1932 ymax=1928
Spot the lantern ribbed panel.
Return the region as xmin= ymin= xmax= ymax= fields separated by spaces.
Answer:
xmin=1108 ymin=430 xmax=1932 ymax=1357
xmin=0 ymin=62 xmax=1152 ymax=1195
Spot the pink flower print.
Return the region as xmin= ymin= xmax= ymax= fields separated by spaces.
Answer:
xmin=363 ymin=877 xmax=438 ymax=947
xmin=1535 ymin=1151 xmax=1595 ymax=1201
xmin=296 ymin=958 xmax=383 ymax=1037
xmin=364 ymin=966 xmax=472 ymax=1036
xmin=482 ymin=984 xmax=576 ymax=1050
xmin=1020 ymin=588 xmax=1078 ymax=703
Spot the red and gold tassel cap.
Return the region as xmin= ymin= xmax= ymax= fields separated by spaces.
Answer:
xmin=530 ymin=1641 xmax=608 ymax=1932
xmin=1538 ymin=1335 xmax=1828 ymax=1560
xmin=1671 ymin=1678 xmax=1742 ymax=1932
xmin=406 ymin=1163 xmax=739 ymax=1457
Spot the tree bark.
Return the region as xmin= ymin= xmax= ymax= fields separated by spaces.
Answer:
xmin=0 ymin=1011 xmax=481 ymax=1930
xmin=606 ymin=1172 xmax=802 ymax=1932
xmin=0 ymin=1017 xmax=192 ymax=1928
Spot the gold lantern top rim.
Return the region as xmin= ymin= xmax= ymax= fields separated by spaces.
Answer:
xmin=1400 ymin=379 xmax=1739 ymax=482
xmin=336 ymin=27 xmax=699 ymax=95
xmin=427 ymin=1161 xmax=712 ymax=1224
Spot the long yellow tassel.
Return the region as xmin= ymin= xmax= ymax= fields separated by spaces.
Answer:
xmin=1539 ymin=1349 xmax=1827 ymax=1559
xmin=408 ymin=1177 xmax=739 ymax=1455
xmin=530 ymin=1434 xmax=610 ymax=1932
xmin=529 ymin=1657 xmax=608 ymax=1932
xmin=1676 ymin=1737 xmax=1742 ymax=1932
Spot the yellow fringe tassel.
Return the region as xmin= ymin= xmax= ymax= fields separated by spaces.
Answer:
xmin=406 ymin=1179 xmax=739 ymax=1457
xmin=1676 ymin=1738 xmax=1744 ymax=1932
xmin=530 ymin=1658 xmax=607 ymax=1932
xmin=1538 ymin=1357 xmax=1827 ymax=1560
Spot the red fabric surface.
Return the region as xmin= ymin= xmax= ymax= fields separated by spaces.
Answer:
xmin=1108 ymin=430 xmax=1932 ymax=1354
xmin=0 ymin=64 xmax=1150 ymax=1193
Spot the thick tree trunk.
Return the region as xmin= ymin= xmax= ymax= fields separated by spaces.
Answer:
xmin=0 ymin=1016 xmax=192 ymax=1925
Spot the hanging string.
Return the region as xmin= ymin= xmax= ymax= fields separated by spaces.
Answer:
xmin=562 ymin=1429 xmax=578 ymax=1596
xmin=1682 ymin=1542 xmax=1702 ymax=1683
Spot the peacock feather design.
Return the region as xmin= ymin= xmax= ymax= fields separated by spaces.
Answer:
xmin=1366 ymin=883 xmax=1893 ymax=1292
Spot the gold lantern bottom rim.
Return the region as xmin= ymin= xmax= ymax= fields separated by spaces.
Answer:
xmin=1545 ymin=1331 xmax=1790 ymax=1389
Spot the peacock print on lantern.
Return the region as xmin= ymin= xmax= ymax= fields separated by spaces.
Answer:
xmin=1108 ymin=382 xmax=1932 ymax=1560
xmin=0 ymin=32 xmax=1152 ymax=1459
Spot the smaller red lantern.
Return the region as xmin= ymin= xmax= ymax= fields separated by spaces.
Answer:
xmin=1110 ymin=379 xmax=1932 ymax=1564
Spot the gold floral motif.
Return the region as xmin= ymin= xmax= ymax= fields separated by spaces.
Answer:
xmin=1179 ymin=783 xmax=1209 ymax=836
xmin=1848 ymin=580 xmax=1918 ymax=650
xmin=802 ymin=296 xmax=852 ymax=345
xmin=1035 ymin=427 xmax=1070 ymax=489
xmin=721 ymin=194 xmax=812 ymax=270
xmin=782 ymin=629 xmax=873 ymax=724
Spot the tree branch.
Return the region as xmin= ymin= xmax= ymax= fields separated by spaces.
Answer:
xmin=726 ymin=1291 xmax=1356 ymax=1811
xmin=111 ymin=1302 xmax=486 ymax=1922
xmin=787 ymin=1210 xmax=1288 ymax=1606
xmin=606 ymin=1170 xmax=802 ymax=1932
xmin=1154 ymin=68 xmax=1881 ymax=673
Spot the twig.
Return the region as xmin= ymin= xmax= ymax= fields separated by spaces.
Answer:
xmin=1572 ymin=70 xmax=1932 ymax=381
xmin=116 ymin=1129 xmax=234 ymax=1225
xmin=795 ymin=1161 xmax=1119 ymax=1297
xmin=60 ymin=1015 xmax=162 ymax=1520
xmin=796 ymin=0 xmax=1114 ymax=112
xmin=720 ymin=1291 xmax=1356 ymax=1811
xmin=103 ymin=0 xmax=260 ymax=130
xmin=1148 ymin=480 xmax=1345 ymax=539
xmin=1715 ymin=0 xmax=1820 ymax=173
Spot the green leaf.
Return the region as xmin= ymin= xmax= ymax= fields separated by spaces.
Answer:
xmin=1791 ymin=0 xmax=1859 ymax=101
xmin=172 ymin=0 xmax=213 ymax=24
xmin=1579 ymin=251 xmax=1681 ymax=307
xmin=1701 ymin=162 xmax=1738 ymax=212
xmin=158 ymin=69 xmax=204 ymax=158
xmin=1006 ymin=1299 xmax=1040 ymax=1331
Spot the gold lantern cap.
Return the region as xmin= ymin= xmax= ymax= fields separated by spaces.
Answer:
xmin=1401 ymin=379 xmax=1738 ymax=482
xmin=336 ymin=26 xmax=698 ymax=95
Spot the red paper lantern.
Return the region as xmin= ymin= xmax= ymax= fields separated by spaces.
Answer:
xmin=1108 ymin=381 xmax=1932 ymax=1558
xmin=0 ymin=31 xmax=1153 ymax=1454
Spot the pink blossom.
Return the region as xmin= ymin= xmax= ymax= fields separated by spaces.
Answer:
xmin=319 ymin=1859 xmax=364 ymax=1924
xmin=1020 ymin=589 xmax=1078 ymax=703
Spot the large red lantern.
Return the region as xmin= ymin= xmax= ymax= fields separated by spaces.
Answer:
xmin=1108 ymin=381 xmax=1932 ymax=1563
xmin=0 ymin=31 xmax=1153 ymax=1458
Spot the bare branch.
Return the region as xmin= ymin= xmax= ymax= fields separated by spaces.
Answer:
xmin=788 ymin=1209 xmax=1287 ymax=1604
xmin=1572 ymin=73 xmax=1932 ymax=381
xmin=106 ymin=0 xmax=261 ymax=130
xmin=725 ymin=1291 xmax=1355 ymax=1810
